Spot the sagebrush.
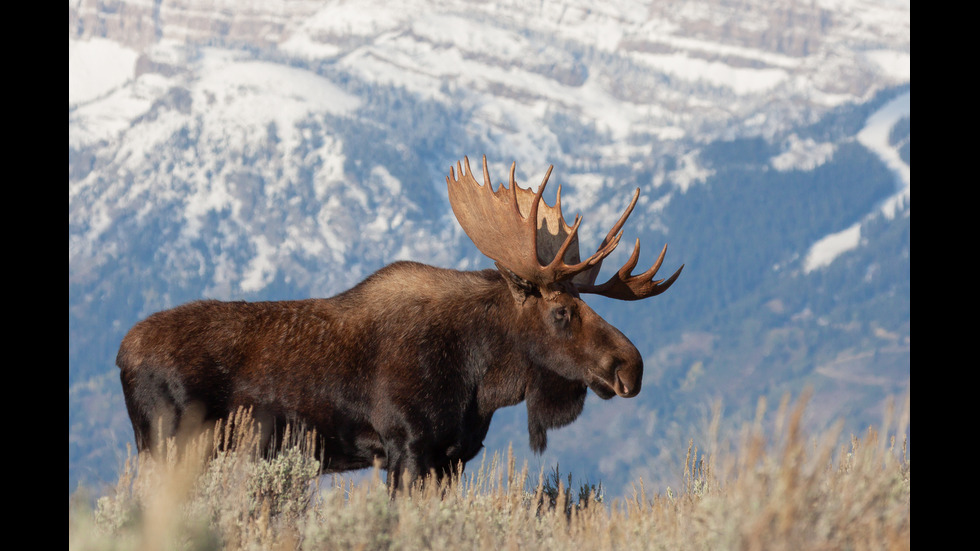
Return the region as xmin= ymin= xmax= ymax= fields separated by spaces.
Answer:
xmin=69 ymin=394 xmax=910 ymax=550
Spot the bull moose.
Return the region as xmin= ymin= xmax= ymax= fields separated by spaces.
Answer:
xmin=117 ymin=155 xmax=682 ymax=490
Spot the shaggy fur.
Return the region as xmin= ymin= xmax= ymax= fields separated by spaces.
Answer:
xmin=117 ymin=261 xmax=643 ymax=489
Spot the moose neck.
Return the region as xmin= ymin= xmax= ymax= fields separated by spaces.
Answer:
xmin=470 ymin=269 xmax=588 ymax=452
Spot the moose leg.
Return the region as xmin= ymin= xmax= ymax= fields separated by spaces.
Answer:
xmin=384 ymin=435 xmax=439 ymax=494
xmin=434 ymin=459 xmax=463 ymax=485
xmin=384 ymin=442 xmax=418 ymax=493
xmin=120 ymin=367 xmax=186 ymax=454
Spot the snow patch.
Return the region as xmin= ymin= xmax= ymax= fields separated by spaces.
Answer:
xmin=370 ymin=165 xmax=402 ymax=195
xmin=864 ymin=50 xmax=911 ymax=82
xmin=633 ymin=52 xmax=789 ymax=95
xmin=69 ymin=38 xmax=139 ymax=106
xmin=669 ymin=152 xmax=713 ymax=192
xmin=857 ymin=91 xmax=909 ymax=218
xmin=279 ymin=33 xmax=342 ymax=59
xmin=771 ymin=135 xmax=836 ymax=171
xmin=241 ymin=235 xmax=278 ymax=293
xmin=69 ymin=72 xmax=176 ymax=149
xmin=293 ymin=0 xmax=408 ymax=37
xmin=634 ymin=34 xmax=802 ymax=70
xmin=804 ymin=223 xmax=861 ymax=273
xmin=194 ymin=53 xmax=361 ymax=150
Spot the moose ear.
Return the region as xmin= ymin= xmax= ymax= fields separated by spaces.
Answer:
xmin=526 ymin=368 xmax=587 ymax=453
xmin=495 ymin=262 xmax=539 ymax=305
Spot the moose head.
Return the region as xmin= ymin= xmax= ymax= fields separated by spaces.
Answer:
xmin=446 ymin=155 xmax=682 ymax=449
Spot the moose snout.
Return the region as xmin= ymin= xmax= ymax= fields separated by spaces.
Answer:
xmin=600 ymin=347 xmax=643 ymax=398
xmin=614 ymin=360 xmax=643 ymax=398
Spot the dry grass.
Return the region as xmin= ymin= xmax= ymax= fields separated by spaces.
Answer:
xmin=69 ymin=393 xmax=909 ymax=550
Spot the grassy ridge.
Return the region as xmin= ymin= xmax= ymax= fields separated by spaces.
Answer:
xmin=70 ymin=394 xmax=909 ymax=550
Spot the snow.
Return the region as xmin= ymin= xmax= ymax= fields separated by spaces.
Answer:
xmin=279 ymin=33 xmax=342 ymax=59
xmin=70 ymin=46 xmax=361 ymax=152
xmin=858 ymin=91 xmax=910 ymax=221
xmin=69 ymin=38 xmax=139 ymax=106
xmin=194 ymin=52 xmax=361 ymax=148
xmin=241 ymin=235 xmax=277 ymax=293
xmin=290 ymin=0 xmax=408 ymax=38
xmin=771 ymin=135 xmax=836 ymax=171
xmin=803 ymin=90 xmax=909 ymax=271
xmin=668 ymin=151 xmax=714 ymax=193
xmin=257 ymin=0 xmax=908 ymax=147
xmin=69 ymin=1 xmax=911 ymax=286
xmin=629 ymin=52 xmax=789 ymax=95
xmin=631 ymin=34 xmax=802 ymax=69
xmin=804 ymin=223 xmax=861 ymax=273
xmin=864 ymin=50 xmax=911 ymax=82
xmin=69 ymin=72 xmax=175 ymax=149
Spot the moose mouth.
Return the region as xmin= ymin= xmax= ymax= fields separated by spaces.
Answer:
xmin=589 ymin=368 xmax=639 ymax=399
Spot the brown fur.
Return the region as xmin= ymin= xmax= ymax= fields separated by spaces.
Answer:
xmin=117 ymin=261 xmax=643 ymax=489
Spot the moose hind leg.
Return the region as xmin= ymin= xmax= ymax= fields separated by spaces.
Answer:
xmin=120 ymin=367 xmax=191 ymax=454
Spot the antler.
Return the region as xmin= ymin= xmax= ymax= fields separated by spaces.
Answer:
xmin=577 ymin=241 xmax=684 ymax=301
xmin=447 ymin=155 xmax=682 ymax=299
xmin=560 ymin=185 xmax=684 ymax=300
xmin=447 ymin=156 xmax=621 ymax=288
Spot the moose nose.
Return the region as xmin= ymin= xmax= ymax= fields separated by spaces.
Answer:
xmin=615 ymin=364 xmax=642 ymax=398
xmin=612 ymin=348 xmax=643 ymax=398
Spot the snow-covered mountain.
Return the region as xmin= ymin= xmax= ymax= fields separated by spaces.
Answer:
xmin=69 ymin=0 xmax=909 ymax=494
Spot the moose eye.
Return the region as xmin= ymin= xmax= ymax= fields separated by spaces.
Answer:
xmin=552 ymin=306 xmax=570 ymax=326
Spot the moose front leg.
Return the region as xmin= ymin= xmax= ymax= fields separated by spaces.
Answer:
xmin=383 ymin=435 xmax=435 ymax=494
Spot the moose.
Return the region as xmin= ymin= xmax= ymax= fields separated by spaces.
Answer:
xmin=117 ymin=155 xmax=682 ymax=490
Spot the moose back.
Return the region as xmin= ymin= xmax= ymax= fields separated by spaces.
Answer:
xmin=117 ymin=156 xmax=682 ymax=489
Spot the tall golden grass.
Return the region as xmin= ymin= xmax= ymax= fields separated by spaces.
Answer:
xmin=69 ymin=392 xmax=909 ymax=550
